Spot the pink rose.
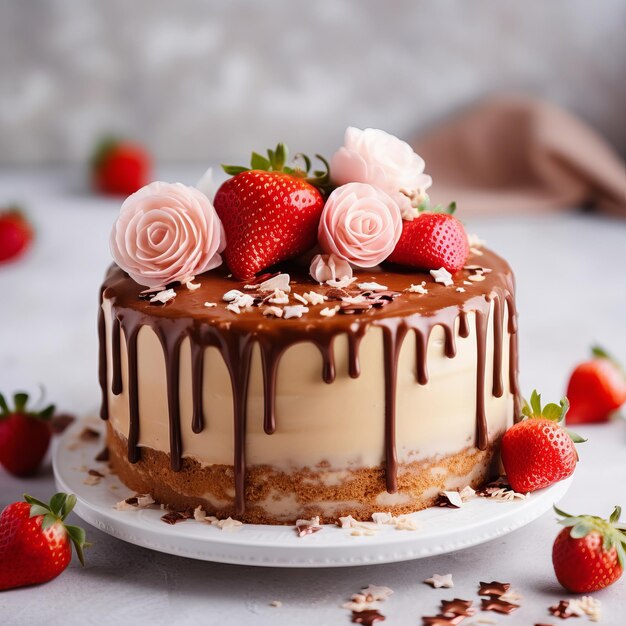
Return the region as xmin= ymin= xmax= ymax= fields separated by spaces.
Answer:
xmin=309 ymin=253 xmax=353 ymax=283
xmin=330 ymin=127 xmax=432 ymax=217
xmin=318 ymin=182 xmax=402 ymax=268
xmin=110 ymin=181 xmax=225 ymax=289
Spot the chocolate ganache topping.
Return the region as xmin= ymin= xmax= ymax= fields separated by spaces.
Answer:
xmin=98 ymin=247 xmax=520 ymax=514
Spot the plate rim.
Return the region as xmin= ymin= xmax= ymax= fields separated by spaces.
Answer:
xmin=53 ymin=419 xmax=573 ymax=568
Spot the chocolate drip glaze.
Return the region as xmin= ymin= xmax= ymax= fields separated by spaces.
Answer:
xmin=154 ymin=323 xmax=186 ymax=471
xmin=190 ymin=338 xmax=205 ymax=434
xmin=119 ymin=317 xmax=141 ymax=463
xmin=347 ymin=324 xmax=367 ymax=378
xmin=458 ymin=310 xmax=470 ymax=338
xmin=258 ymin=339 xmax=286 ymax=435
xmin=99 ymin=248 xmax=520 ymax=514
xmin=97 ymin=287 xmax=109 ymax=421
xmin=474 ymin=309 xmax=489 ymax=450
xmin=111 ymin=317 xmax=122 ymax=395
xmin=414 ymin=325 xmax=432 ymax=385
xmin=492 ymin=295 xmax=504 ymax=398
xmin=380 ymin=320 xmax=409 ymax=493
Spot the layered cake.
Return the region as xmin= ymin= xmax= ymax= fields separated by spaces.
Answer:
xmin=99 ymin=127 xmax=520 ymax=524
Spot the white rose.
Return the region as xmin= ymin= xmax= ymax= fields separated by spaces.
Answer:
xmin=330 ymin=127 xmax=432 ymax=218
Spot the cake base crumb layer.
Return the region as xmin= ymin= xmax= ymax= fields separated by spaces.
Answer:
xmin=107 ymin=424 xmax=502 ymax=524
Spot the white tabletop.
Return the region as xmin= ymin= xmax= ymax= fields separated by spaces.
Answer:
xmin=1 ymin=168 xmax=625 ymax=625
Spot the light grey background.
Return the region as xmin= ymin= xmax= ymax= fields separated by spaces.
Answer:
xmin=1 ymin=0 xmax=625 ymax=165
xmin=1 ymin=168 xmax=625 ymax=625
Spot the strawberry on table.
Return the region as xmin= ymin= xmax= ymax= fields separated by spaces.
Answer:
xmin=0 ymin=208 xmax=33 ymax=264
xmin=91 ymin=137 xmax=151 ymax=196
xmin=552 ymin=505 xmax=625 ymax=593
xmin=214 ymin=144 xmax=330 ymax=279
xmin=0 ymin=492 xmax=87 ymax=590
xmin=386 ymin=201 xmax=469 ymax=273
xmin=500 ymin=390 xmax=585 ymax=493
xmin=0 ymin=391 xmax=55 ymax=477
xmin=566 ymin=346 xmax=626 ymax=424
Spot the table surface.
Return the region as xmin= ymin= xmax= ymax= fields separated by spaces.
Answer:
xmin=1 ymin=167 xmax=625 ymax=626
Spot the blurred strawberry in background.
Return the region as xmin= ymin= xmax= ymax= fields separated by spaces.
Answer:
xmin=91 ymin=137 xmax=151 ymax=196
xmin=0 ymin=391 xmax=55 ymax=477
xmin=566 ymin=346 xmax=626 ymax=424
xmin=0 ymin=208 xmax=32 ymax=264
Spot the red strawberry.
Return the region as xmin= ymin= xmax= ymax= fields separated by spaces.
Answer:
xmin=386 ymin=203 xmax=469 ymax=272
xmin=214 ymin=144 xmax=329 ymax=279
xmin=501 ymin=391 xmax=585 ymax=493
xmin=91 ymin=137 xmax=151 ymax=196
xmin=0 ymin=391 xmax=55 ymax=477
xmin=552 ymin=505 xmax=625 ymax=593
xmin=0 ymin=208 xmax=33 ymax=264
xmin=566 ymin=346 xmax=626 ymax=424
xmin=0 ymin=492 xmax=86 ymax=590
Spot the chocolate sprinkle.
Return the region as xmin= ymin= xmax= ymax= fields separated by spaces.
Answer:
xmin=50 ymin=413 xmax=76 ymax=434
xmin=351 ymin=610 xmax=385 ymax=625
xmin=480 ymin=597 xmax=519 ymax=614
xmin=340 ymin=302 xmax=373 ymax=315
xmin=160 ymin=509 xmax=194 ymax=525
xmin=435 ymin=492 xmax=463 ymax=509
xmin=476 ymin=480 xmax=514 ymax=497
xmin=88 ymin=469 xmax=105 ymax=477
xmin=440 ymin=598 xmax=475 ymax=617
xmin=549 ymin=600 xmax=579 ymax=619
xmin=95 ymin=446 xmax=110 ymax=462
xmin=325 ymin=287 xmax=351 ymax=300
xmin=478 ymin=581 xmax=511 ymax=597
xmin=295 ymin=524 xmax=322 ymax=537
xmin=79 ymin=427 xmax=100 ymax=441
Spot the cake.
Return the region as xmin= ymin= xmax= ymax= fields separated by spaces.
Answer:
xmin=98 ymin=127 xmax=520 ymax=524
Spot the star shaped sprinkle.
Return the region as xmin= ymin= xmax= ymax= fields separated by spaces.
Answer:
xmin=478 ymin=581 xmax=511 ymax=597
xmin=480 ymin=597 xmax=519 ymax=614
xmin=440 ymin=598 xmax=475 ymax=617
xmin=360 ymin=585 xmax=394 ymax=601
xmin=407 ymin=282 xmax=428 ymax=294
xmin=351 ymin=609 xmax=386 ymax=625
xmin=421 ymin=615 xmax=465 ymax=626
xmin=424 ymin=574 xmax=454 ymax=588
xmin=430 ymin=267 xmax=453 ymax=287
xmin=549 ymin=599 xmax=586 ymax=619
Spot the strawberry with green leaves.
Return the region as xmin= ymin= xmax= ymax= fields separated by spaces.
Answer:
xmin=566 ymin=346 xmax=626 ymax=424
xmin=0 ymin=493 xmax=87 ymax=590
xmin=553 ymin=505 xmax=625 ymax=593
xmin=214 ymin=144 xmax=330 ymax=279
xmin=386 ymin=200 xmax=469 ymax=273
xmin=501 ymin=390 xmax=585 ymax=493
xmin=0 ymin=391 xmax=55 ymax=477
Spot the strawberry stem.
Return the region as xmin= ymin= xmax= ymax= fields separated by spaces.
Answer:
xmin=592 ymin=344 xmax=626 ymax=378
xmin=554 ymin=504 xmax=626 ymax=567
xmin=521 ymin=389 xmax=586 ymax=443
xmin=222 ymin=143 xmax=332 ymax=195
xmin=24 ymin=492 xmax=88 ymax=565
xmin=0 ymin=390 xmax=55 ymax=421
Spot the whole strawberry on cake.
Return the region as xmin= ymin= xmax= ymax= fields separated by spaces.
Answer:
xmin=99 ymin=127 xmax=522 ymax=524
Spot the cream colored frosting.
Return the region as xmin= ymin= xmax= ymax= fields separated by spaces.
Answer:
xmin=103 ymin=297 xmax=514 ymax=471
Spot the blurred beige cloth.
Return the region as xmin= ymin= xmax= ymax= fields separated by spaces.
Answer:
xmin=411 ymin=95 xmax=626 ymax=216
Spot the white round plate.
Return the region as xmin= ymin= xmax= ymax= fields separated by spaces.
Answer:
xmin=53 ymin=418 xmax=572 ymax=568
